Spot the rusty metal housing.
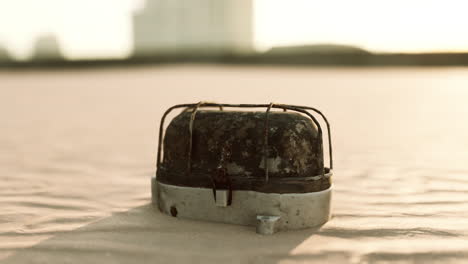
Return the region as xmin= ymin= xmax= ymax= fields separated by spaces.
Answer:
xmin=153 ymin=103 xmax=333 ymax=234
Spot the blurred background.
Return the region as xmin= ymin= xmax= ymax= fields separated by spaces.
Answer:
xmin=1 ymin=0 xmax=468 ymax=65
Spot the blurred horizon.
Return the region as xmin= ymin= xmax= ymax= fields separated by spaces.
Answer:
xmin=1 ymin=0 xmax=468 ymax=61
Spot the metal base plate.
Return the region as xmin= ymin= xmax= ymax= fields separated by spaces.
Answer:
xmin=152 ymin=177 xmax=332 ymax=233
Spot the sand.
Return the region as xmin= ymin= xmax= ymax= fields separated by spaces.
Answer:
xmin=1 ymin=65 xmax=468 ymax=263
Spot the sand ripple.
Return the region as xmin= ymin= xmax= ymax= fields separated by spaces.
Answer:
xmin=1 ymin=66 xmax=468 ymax=263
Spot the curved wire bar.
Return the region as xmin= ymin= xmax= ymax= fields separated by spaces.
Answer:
xmin=263 ymin=103 xmax=274 ymax=182
xmin=187 ymin=102 xmax=203 ymax=175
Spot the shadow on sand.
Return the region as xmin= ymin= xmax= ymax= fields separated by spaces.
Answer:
xmin=1 ymin=204 xmax=345 ymax=264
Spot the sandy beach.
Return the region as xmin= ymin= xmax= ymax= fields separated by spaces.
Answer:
xmin=1 ymin=65 xmax=468 ymax=263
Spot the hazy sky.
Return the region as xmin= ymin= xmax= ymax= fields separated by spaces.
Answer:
xmin=1 ymin=0 xmax=468 ymax=60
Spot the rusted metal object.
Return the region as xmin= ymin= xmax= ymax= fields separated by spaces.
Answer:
xmin=153 ymin=102 xmax=333 ymax=234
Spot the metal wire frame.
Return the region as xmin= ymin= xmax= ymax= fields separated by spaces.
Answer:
xmin=156 ymin=102 xmax=333 ymax=181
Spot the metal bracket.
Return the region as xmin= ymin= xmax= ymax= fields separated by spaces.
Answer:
xmin=214 ymin=190 xmax=229 ymax=207
xmin=256 ymin=215 xmax=281 ymax=235
xmin=211 ymin=144 xmax=233 ymax=207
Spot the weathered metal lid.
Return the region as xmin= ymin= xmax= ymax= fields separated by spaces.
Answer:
xmin=156 ymin=103 xmax=332 ymax=194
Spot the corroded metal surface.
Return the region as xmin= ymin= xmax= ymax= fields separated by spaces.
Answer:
xmin=155 ymin=180 xmax=332 ymax=230
xmin=157 ymin=110 xmax=331 ymax=193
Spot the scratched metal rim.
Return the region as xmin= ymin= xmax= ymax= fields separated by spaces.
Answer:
xmin=152 ymin=179 xmax=333 ymax=231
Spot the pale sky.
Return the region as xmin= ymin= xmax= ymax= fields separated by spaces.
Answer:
xmin=0 ymin=0 xmax=468 ymax=60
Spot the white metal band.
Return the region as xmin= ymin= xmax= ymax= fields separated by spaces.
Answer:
xmin=152 ymin=177 xmax=332 ymax=233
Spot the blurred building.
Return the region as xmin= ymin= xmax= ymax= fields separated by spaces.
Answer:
xmin=31 ymin=34 xmax=64 ymax=61
xmin=0 ymin=45 xmax=12 ymax=62
xmin=133 ymin=0 xmax=253 ymax=56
